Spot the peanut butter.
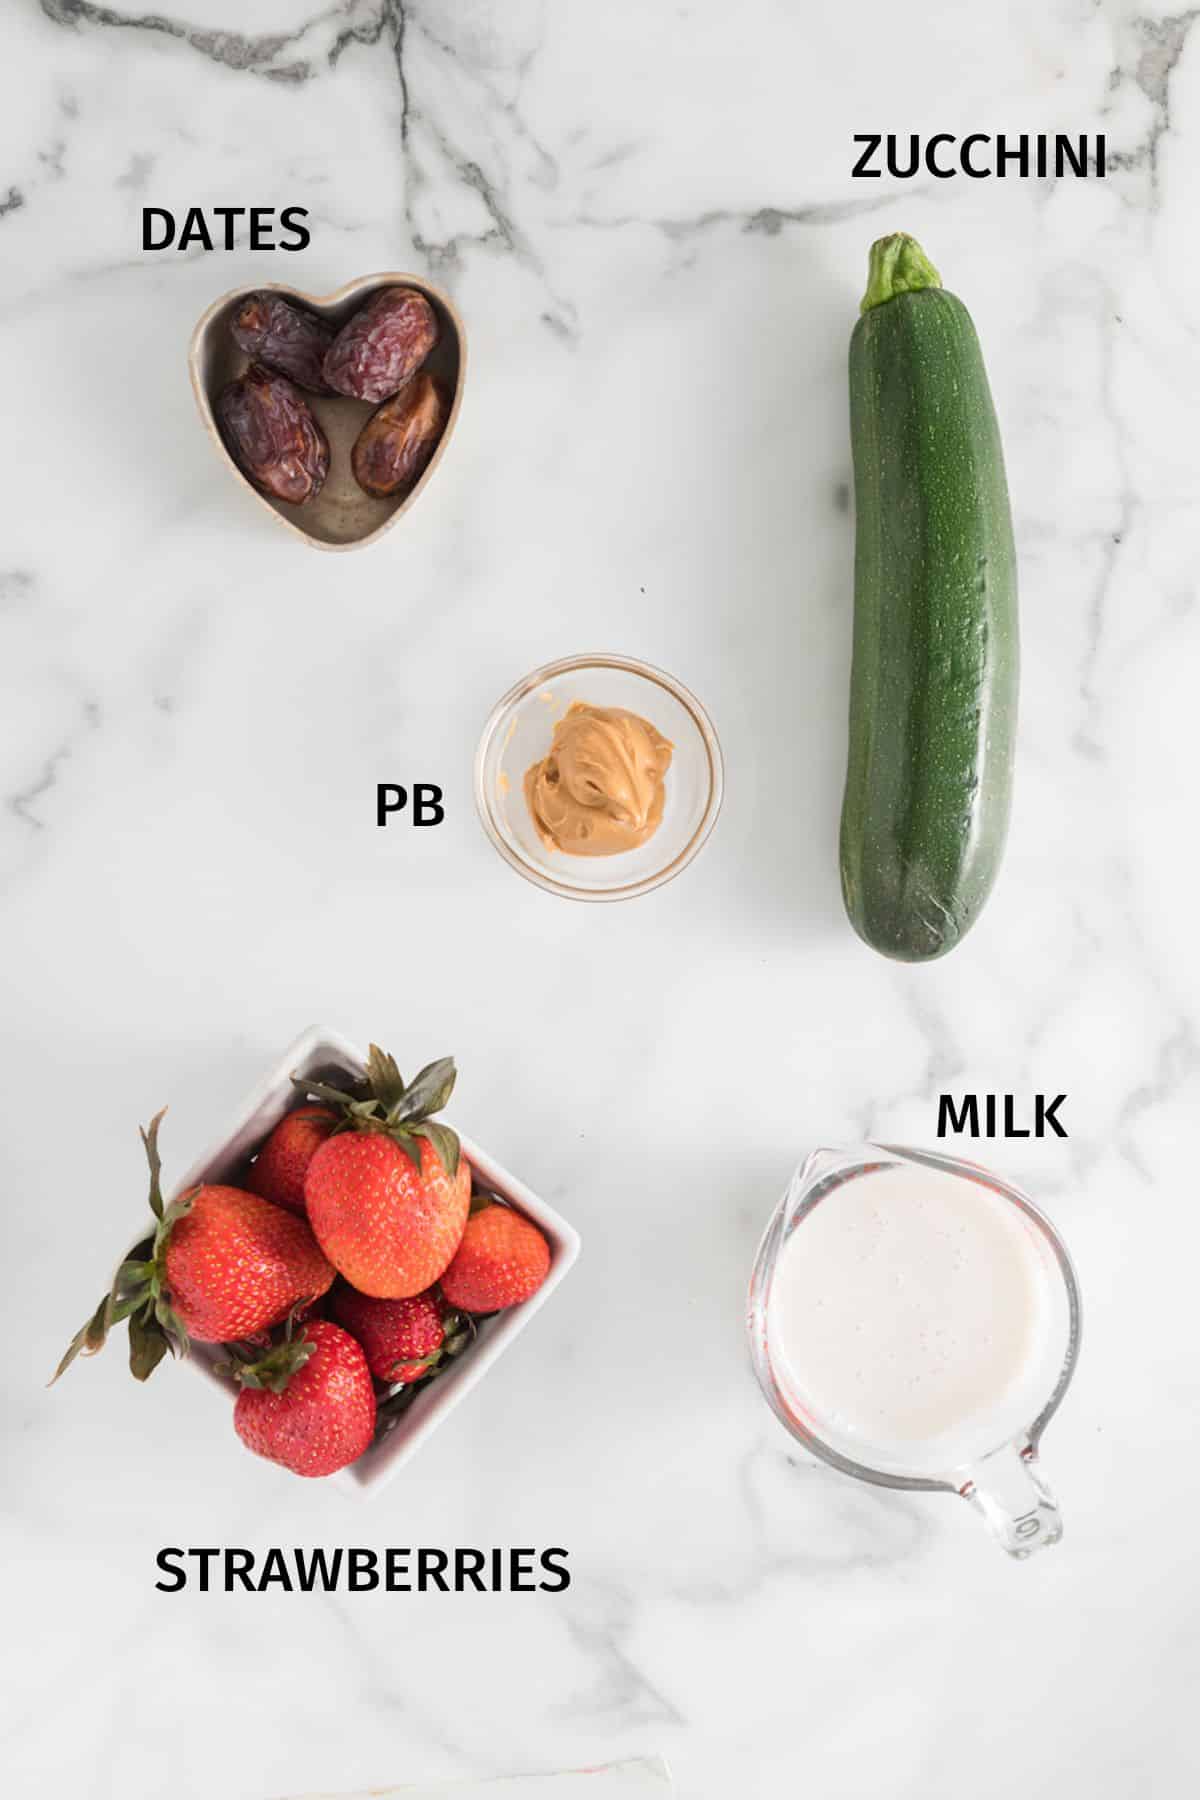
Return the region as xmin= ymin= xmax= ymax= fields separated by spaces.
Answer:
xmin=524 ymin=701 xmax=673 ymax=856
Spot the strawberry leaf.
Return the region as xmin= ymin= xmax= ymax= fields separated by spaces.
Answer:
xmin=291 ymin=1072 xmax=367 ymax=1111
xmin=54 ymin=1114 xmax=197 ymax=1387
xmin=411 ymin=1120 xmax=460 ymax=1179
xmin=391 ymin=1057 xmax=457 ymax=1124
xmin=293 ymin=1051 xmax=460 ymax=1165
xmin=346 ymin=1098 xmax=385 ymax=1125
xmin=128 ymin=1307 xmax=170 ymax=1381
xmin=388 ymin=1130 xmax=424 ymax=1176
xmin=50 ymin=1291 xmax=112 ymax=1385
xmin=226 ymin=1330 xmax=317 ymax=1394
xmin=150 ymin=1190 xmax=197 ymax=1273
xmin=152 ymin=1293 xmax=190 ymax=1358
xmin=113 ymin=1258 xmax=153 ymax=1294
xmin=366 ymin=1044 xmax=408 ymax=1111
xmin=140 ymin=1109 xmax=168 ymax=1221
xmin=108 ymin=1291 xmax=148 ymax=1327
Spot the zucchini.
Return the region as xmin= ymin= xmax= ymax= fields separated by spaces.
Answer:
xmin=840 ymin=233 xmax=1018 ymax=961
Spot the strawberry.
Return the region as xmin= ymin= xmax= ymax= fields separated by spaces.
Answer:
xmin=232 ymin=1320 xmax=375 ymax=1477
xmin=306 ymin=1133 xmax=469 ymax=1298
xmin=327 ymin=1280 xmax=449 ymax=1383
xmin=54 ymin=1111 xmax=334 ymax=1384
xmin=439 ymin=1201 xmax=550 ymax=1313
xmin=247 ymin=1105 xmax=337 ymax=1215
xmin=163 ymin=1186 xmax=333 ymax=1343
xmin=296 ymin=1047 xmax=470 ymax=1299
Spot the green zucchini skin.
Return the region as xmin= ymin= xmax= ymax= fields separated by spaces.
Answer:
xmin=840 ymin=272 xmax=1018 ymax=962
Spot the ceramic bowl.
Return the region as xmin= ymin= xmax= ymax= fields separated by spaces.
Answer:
xmin=474 ymin=652 xmax=724 ymax=901
xmin=188 ymin=273 xmax=466 ymax=551
xmin=153 ymin=1025 xmax=581 ymax=1495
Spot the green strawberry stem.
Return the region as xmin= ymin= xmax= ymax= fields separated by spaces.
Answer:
xmin=218 ymin=1303 xmax=321 ymax=1394
xmin=389 ymin=1348 xmax=443 ymax=1382
xmin=291 ymin=1044 xmax=462 ymax=1178
xmin=221 ymin=1328 xmax=316 ymax=1395
xmin=51 ymin=1111 xmax=193 ymax=1385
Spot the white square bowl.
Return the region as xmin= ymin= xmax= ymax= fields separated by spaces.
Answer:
xmin=160 ymin=1025 xmax=582 ymax=1495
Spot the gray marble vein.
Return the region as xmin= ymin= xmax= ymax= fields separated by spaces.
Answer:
xmin=40 ymin=0 xmax=328 ymax=81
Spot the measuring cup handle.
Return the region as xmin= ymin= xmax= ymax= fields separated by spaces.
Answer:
xmin=959 ymin=1439 xmax=1063 ymax=1559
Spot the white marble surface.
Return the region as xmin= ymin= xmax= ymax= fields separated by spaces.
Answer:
xmin=3 ymin=2 xmax=1199 ymax=1796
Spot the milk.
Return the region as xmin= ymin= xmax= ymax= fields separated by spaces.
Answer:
xmin=767 ymin=1161 xmax=1056 ymax=1473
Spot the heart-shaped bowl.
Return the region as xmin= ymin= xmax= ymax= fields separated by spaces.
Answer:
xmin=189 ymin=272 xmax=466 ymax=552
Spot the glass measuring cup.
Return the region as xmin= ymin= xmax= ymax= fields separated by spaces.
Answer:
xmin=747 ymin=1145 xmax=1082 ymax=1559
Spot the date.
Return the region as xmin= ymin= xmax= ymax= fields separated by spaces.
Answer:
xmin=217 ymin=365 xmax=330 ymax=506
xmin=230 ymin=293 xmax=335 ymax=393
xmin=322 ymin=286 xmax=438 ymax=402
xmin=351 ymin=373 xmax=451 ymax=499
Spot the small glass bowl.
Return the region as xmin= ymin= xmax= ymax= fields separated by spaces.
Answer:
xmin=474 ymin=653 xmax=724 ymax=901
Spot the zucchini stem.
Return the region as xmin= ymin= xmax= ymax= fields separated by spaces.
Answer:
xmin=860 ymin=233 xmax=942 ymax=313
